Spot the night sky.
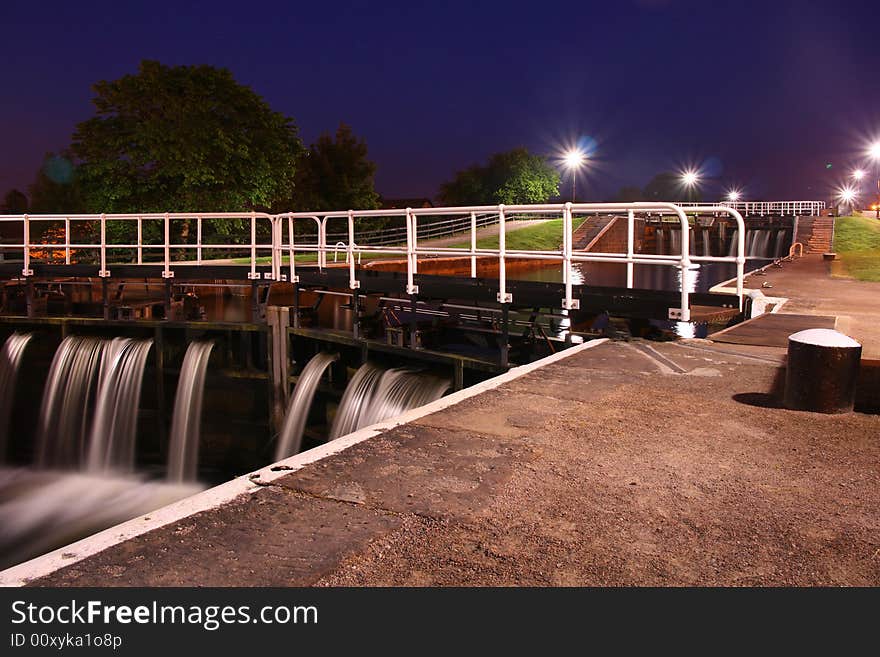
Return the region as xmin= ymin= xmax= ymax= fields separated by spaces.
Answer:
xmin=2 ymin=0 xmax=878 ymax=204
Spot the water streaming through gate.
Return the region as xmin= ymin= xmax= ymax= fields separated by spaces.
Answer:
xmin=0 ymin=333 xmax=33 ymax=460
xmin=275 ymin=352 xmax=339 ymax=460
xmin=167 ymin=341 xmax=215 ymax=482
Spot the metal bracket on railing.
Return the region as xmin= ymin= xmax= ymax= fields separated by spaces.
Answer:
xmin=668 ymin=308 xmax=684 ymax=320
xmin=98 ymin=269 xmax=111 ymax=277
xmin=247 ymin=272 xmax=261 ymax=280
xmin=561 ymin=299 xmax=579 ymax=310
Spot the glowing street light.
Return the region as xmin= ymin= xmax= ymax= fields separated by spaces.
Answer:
xmin=563 ymin=149 xmax=586 ymax=201
xmin=726 ymin=189 xmax=742 ymax=202
xmin=837 ymin=185 xmax=858 ymax=214
xmin=681 ymin=170 xmax=700 ymax=188
xmin=852 ymin=169 xmax=866 ymax=180
xmin=869 ymin=141 xmax=880 ymax=218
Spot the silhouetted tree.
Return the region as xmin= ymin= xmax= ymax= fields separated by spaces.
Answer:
xmin=28 ymin=153 xmax=85 ymax=213
xmin=290 ymin=123 xmax=380 ymax=212
xmin=438 ymin=148 xmax=560 ymax=206
xmin=71 ymin=60 xmax=303 ymax=237
xmin=1 ymin=189 xmax=28 ymax=213
xmin=642 ymin=172 xmax=701 ymax=203
xmin=613 ymin=185 xmax=644 ymax=203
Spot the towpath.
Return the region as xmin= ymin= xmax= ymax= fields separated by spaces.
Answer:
xmin=16 ymin=335 xmax=879 ymax=587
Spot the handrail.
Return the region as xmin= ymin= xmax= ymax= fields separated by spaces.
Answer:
xmin=0 ymin=202 xmax=752 ymax=322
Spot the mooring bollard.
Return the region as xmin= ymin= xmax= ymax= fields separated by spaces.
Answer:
xmin=784 ymin=328 xmax=861 ymax=413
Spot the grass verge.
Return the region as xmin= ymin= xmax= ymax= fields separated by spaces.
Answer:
xmin=831 ymin=215 xmax=880 ymax=282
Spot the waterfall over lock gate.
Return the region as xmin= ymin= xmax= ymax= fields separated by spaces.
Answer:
xmin=275 ymin=352 xmax=339 ymax=461
xmin=0 ymin=333 xmax=33 ymax=460
xmin=329 ymin=363 xmax=451 ymax=441
xmin=167 ymin=341 xmax=214 ymax=483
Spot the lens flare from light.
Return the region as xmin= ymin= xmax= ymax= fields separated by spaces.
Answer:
xmin=852 ymin=169 xmax=866 ymax=180
xmin=681 ymin=170 xmax=700 ymax=187
xmin=726 ymin=189 xmax=741 ymax=202
xmin=837 ymin=185 xmax=857 ymax=204
xmin=564 ymin=149 xmax=586 ymax=169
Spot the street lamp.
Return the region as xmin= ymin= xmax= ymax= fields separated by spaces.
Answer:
xmin=726 ymin=188 xmax=741 ymax=203
xmin=869 ymin=141 xmax=880 ymax=219
xmin=680 ymin=169 xmax=700 ymax=201
xmin=837 ymin=185 xmax=857 ymax=216
xmin=852 ymin=169 xmax=865 ymax=181
xmin=564 ymin=149 xmax=586 ymax=202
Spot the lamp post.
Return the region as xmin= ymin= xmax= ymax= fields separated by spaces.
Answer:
xmin=564 ymin=149 xmax=586 ymax=202
xmin=870 ymin=142 xmax=880 ymax=219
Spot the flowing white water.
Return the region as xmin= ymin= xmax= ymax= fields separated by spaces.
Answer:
xmin=167 ymin=341 xmax=214 ymax=482
xmin=275 ymin=352 xmax=339 ymax=460
xmin=329 ymin=363 xmax=451 ymax=440
xmin=329 ymin=363 xmax=385 ymax=440
xmin=85 ymin=338 xmax=154 ymax=473
xmin=36 ymin=336 xmax=106 ymax=469
xmin=0 ymin=466 xmax=200 ymax=570
xmin=0 ymin=333 xmax=33 ymax=461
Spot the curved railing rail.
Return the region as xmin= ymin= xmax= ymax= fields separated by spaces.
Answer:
xmin=0 ymin=202 xmax=748 ymax=322
xmin=676 ymin=200 xmax=825 ymax=216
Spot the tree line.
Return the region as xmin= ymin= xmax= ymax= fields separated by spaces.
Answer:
xmin=1 ymin=60 xmax=564 ymax=233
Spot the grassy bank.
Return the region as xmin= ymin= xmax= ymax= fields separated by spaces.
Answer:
xmin=446 ymin=217 xmax=583 ymax=251
xmin=233 ymin=218 xmax=583 ymax=264
xmin=832 ymin=215 xmax=880 ymax=281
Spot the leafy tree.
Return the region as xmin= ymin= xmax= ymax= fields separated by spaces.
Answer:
xmin=1 ymin=189 xmax=28 ymax=213
xmin=71 ymin=60 xmax=303 ymax=239
xmin=438 ymin=148 xmax=560 ymax=206
xmin=289 ymin=123 xmax=380 ymax=212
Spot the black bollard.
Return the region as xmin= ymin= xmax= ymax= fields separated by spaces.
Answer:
xmin=784 ymin=329 xmax=861 ymax=413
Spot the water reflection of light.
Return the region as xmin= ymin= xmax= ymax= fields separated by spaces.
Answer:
xmin=569 ymin=265 xmax=585 ymax=285
xmin=674 ymin=265 xmax=699 ymax=337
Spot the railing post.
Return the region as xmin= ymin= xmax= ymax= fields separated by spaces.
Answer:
xmin=497 ymin=204 xmax=511 ymax=303
xmin=98 ymin=213 xmax=110 ymax=277
xmin=347 ymin=210 xmax=359 ymax=290
xmin=405 ymin=207 xmax=418 ymax=294
xmin=287 ymin=216 xmax=298 ymax=283
xmin=626 ymin=209 xmax=635 ymax=289
xmin=21 ymin=214 xmax=33 ymax=277
xmin=136 ymin=216 xmax=142 ymax=264
xmin=319 ymin=217 xmax=327 ymax=270
xmin=196 ymin=216 xmax=202 ymax=265
xmin=161 ymin=212 xmax=174 ymax=279
xmin=64 ymin=216 xmax=71 ymax=265
xmin=411 ymin=210 xmax=418 ymax=275
xmin=247 ymin=211 xmax=259 ymax=280
xmin=561 ymin=203 xmax=578 ymax=310
xmin=470 ymin=211 xmax=477 ymax=278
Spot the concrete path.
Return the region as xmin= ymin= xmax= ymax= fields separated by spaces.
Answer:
xmin=415 ymin=219 xmax=544 ymax=248
xmin=26 ymin=340 xmax=880 ymax=587
xmin=743 ymin=255 xmax=880 ymax=358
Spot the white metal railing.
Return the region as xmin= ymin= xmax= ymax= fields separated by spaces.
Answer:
xmin=0 ymin=202 xmax=749 ymax=322
xmin=677 ymin=200 xmax=826 ymax=216
xmin=0 ymin=212 xmax=276 ymax=281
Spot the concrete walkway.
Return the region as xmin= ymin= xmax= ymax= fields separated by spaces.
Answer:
xmin=26 ymin=340 xmax=880 ymax=587
xmin=743 ymin=255 xmax=880 ymax=358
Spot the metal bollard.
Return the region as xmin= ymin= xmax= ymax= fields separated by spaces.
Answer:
xmin=784 ymin=329 xmax=861 ymax=413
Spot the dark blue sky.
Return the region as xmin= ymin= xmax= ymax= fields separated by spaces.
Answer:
xmin=2 ymin=0 xmax=878 ymax=203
